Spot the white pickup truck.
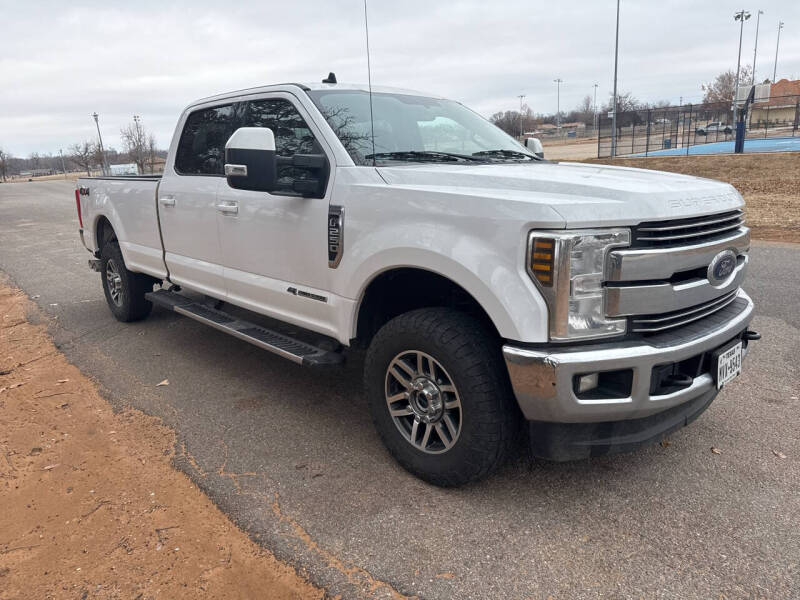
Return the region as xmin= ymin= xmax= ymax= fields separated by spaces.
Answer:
xmin=76 ymin=80 xmax=758 ymax=486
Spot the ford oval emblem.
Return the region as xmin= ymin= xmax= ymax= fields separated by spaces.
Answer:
xmin=707 ymin=250 xmax=737 ymax=286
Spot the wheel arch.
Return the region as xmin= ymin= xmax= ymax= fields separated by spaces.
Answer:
xmin=353 ymin=266 xmax=508 ymax=347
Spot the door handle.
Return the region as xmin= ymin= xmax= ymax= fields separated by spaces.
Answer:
xmin=216 ymin=201 xmax=239 ymax=215
xmin=159 ymin=196 xmax=176 ymax=207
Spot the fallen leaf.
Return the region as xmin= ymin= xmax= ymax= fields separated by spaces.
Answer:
xmin=0 ymin=387 xmax=6 ymax=394
xmin=660 ymin=439 xmax=672 ymax=448
xmin=43 ymin=464 xmax=60 ymax=470
xmin=772 ymin=449 xmax=787 ymax=459
xmin=156 ymin=379 xmax=169 ymax=387
xmin=31 ymin=294 xmax=40 ymax=299
xmin=711 ymin=447 xmax=722 ymax=455
xmin=56 ymin=379 xmax=69 ymax=384
xmin=435 ymin=572 xmax=456 ymax=579
xmin=9 ymin=382 xmax=24 ymax=389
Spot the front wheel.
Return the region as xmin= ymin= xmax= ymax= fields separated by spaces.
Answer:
xmin=100 ymin=241 xmax=154 ymax=322
xmin=364 ymin=308 xmax=520 ymax=486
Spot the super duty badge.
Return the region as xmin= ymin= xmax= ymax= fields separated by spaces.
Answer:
xmin=328 ymin=206 xmax=344 ymax=268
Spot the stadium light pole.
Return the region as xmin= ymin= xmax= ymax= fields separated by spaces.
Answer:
xmin=91 ymin=112 xmax=108 ymax=176
xmin=773 ymin=21 xmax=784 ymax=82
xmin=611 ymin=0 xmax=620 ymax=157
xmin=733 ymin=10 xmax=751 ymax=126
xmin=554 ymin=78 xmax=563 ymax=134
xmin=752 ymin=9 xmax=764 ymax=85
xmin=518 ymin=94 xmax=526 ymax=140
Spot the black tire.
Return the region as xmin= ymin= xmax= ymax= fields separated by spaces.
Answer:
xmin=364 ymin=308 xmax=520 ymax=487
xmin=100 ymin=241 xmax=154 ymax=322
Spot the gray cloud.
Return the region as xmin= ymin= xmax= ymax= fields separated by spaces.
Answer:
xmin=2 ymin=0 xmax=798 ymax=155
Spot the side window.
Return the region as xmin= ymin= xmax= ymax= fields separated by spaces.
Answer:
xmin=175 ymin=104 xmax=236 ymax=175
xmin=243 ymin=98 xmax=321 ymax=183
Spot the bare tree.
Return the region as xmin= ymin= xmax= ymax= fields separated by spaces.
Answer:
xmin=702 ymin=65 xmax=753 ymax=104
xmin=69 ymin=141 xmax=96 ymax=176
xmin=147 ymin=133 xmax=157 ymax=173
xmin=574 ymin=95 xmax=595 ymax=126
xmin=0 ymin=148 xmax=9 ymax=182
xmin=490 ymin=106 xmax=536 ymax=138
xmin=120 ymin=117 xmax=150 ymax=174
xmin=602 ymin=91 xmax=640 ymax=114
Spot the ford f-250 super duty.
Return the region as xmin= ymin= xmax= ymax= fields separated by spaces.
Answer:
xmin=76 ymin=80 xmax=758 ymax=486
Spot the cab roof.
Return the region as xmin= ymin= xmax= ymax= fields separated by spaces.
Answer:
xmin=189 ymin=82 xmax=441 ymax=109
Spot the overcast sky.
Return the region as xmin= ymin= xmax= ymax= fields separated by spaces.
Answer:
xmin=2 ymin=0 xmax=798 ymax=156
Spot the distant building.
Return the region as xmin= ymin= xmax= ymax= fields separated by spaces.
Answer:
xmin=749 ymin=79 xmax=800 ymax=126
xmin=109 ymin=163 xmax=139 ymax=176
xmin=148 ymin=156 xmax=166 ymax=174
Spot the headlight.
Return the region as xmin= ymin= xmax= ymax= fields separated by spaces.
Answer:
xmin=528 ymin=229 xmax=630 ymax=341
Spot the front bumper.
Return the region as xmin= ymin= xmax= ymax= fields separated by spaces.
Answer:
xmin=503 ymin=289 xmax=754 ymax=424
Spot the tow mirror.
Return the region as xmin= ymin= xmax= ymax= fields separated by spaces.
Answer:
xmin=525 ymin=137 xmax=544 ymax=159
xmin=225 ymin=127 xmax=277 ymax=192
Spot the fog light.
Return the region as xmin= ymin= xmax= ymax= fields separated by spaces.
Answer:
xmin=577 ymin=373 xmax=599 ymax=393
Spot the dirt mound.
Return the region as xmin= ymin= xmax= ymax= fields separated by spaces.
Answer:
xmin=589 ymin=152 xmax=800 ymax=243
xmin=0 ymin=282 xmax=322 ymax=599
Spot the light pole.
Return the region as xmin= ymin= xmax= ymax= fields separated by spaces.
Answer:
xmin=59 ymin=149 xmax=66 ymax=178
xmin=593 ymin=83 xmax=599 ymax=134
xmin=611 ymin=0 xmax=620 ymax=157
xmin=773 ymin=21 xmax=784 ymax=82
xmin=517 ymin=94 xmax=526 ymax=140
xmin=554 ymin=78 xmax=563 ymax=135
xmin=733 ymin=10 xmax=751 ymax=125
xmin=91 ymin=112 xmax=108 ymax=175
xmin=752 ymin=10 xmax=764 ymax=84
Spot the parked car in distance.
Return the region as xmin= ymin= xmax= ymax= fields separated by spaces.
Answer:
xmin=75 ymin=78 xmax=758 ymax=486
xmin=696 ymin=121 xmax=733 ymax=136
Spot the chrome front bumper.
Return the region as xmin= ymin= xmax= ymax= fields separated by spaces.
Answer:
xmin=503 ymin=289 xmax=754 ymax=423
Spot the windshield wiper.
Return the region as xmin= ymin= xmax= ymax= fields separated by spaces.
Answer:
xmin=471 ymin=149 xmax=539 ymax=161
xmin=365 ymin=150 xmax=485 ymax=163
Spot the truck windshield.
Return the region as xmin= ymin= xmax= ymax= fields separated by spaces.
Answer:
xmin=306 ymin=90 xmax=537 ymax=166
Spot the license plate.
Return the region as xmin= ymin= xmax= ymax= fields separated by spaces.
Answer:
xmin=715 ymin=341 xmax=743 ymax=389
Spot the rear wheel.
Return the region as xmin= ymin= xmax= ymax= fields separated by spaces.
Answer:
xmin=100 ymin=241 xmax=154 ymax=322
xmin=364 ymin=308 xmax=520 ymax=486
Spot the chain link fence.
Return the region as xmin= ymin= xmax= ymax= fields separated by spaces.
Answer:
xmin=597 ymin=95 xmax=800 ymax=157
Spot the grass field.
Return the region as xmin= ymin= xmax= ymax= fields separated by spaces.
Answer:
xmin=589 ymin=152 xmax=800 ymax=243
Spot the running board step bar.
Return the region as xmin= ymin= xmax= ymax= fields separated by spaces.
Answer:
xmin=145 ymin=289 xmax=344 ymax=366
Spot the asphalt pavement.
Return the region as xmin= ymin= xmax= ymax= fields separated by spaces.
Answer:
xmin=1 ymin=179 xmax=798 ymax=599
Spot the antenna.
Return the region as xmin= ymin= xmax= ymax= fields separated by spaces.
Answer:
xmin=364 ymin=0 xmax=376 ymax=166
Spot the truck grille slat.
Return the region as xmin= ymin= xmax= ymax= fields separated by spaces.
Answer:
xmin=633 ymin=210 xmax=744 ymax=247
xmin=631 ymin=290 xmax=739 ymax=333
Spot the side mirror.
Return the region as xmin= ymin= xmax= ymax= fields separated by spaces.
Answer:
xmin=525 ymin=137 xmax=544 ymax=159
xmin=225 ymin=127 xmax=277 ymax=192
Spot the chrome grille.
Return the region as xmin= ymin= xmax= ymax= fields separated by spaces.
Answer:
xmin=633 ymin=210 xmax=745 ymax=247
xmin=630 ymin=290 xmax=739 ymax=334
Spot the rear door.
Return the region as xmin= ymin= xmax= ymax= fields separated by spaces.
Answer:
xmin=158 ymin=103 xmax=239 ymax=299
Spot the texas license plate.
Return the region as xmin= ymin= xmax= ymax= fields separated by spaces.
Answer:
xmin=715 ymin=341 xmax=743 ymax=389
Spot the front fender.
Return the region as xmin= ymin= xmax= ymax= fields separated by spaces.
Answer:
xmin=337 ymin=225 xmax=549 ymax=343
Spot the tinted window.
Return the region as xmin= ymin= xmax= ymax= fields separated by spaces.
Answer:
xmin=243 ymin=99 xmax=321 ymax=183
xmin=175 ymin=104 xmax=236 ymax=175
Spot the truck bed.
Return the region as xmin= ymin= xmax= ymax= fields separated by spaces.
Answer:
xmin=78 ymin=175 xmax=167 ymax=279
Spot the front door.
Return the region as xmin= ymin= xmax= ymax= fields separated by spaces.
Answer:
xmin=158 ymin=103 xmax=238 ymax=299
xmin=215 ymin=93 xmax=336 ymax=336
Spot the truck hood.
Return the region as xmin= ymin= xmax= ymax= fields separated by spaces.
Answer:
xmin=376 ymin=161 xmax=743 ymax=227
